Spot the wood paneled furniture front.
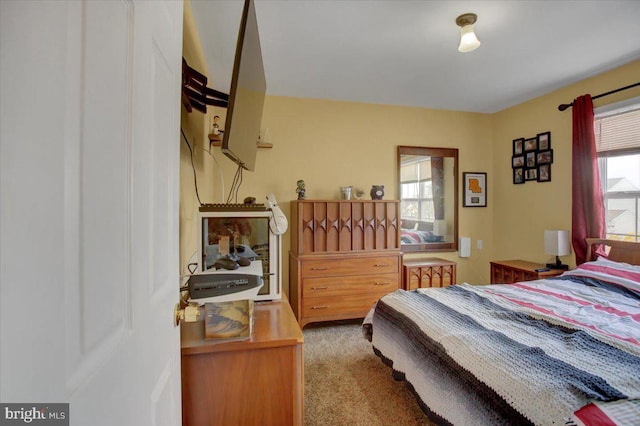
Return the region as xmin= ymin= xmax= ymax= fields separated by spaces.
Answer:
xmin=181 ymin=299 xmax=304 ymax=426
xmin=289 ymin=200 xmax=402 ymax=328
xmin=403 ymin=257 xmax=457 ymax=290
xmin=490 ymin=260 xmax=564 ymax=284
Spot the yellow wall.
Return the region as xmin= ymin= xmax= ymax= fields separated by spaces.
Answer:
xmin=182 ymin=91 xmax=495 ymax=290
xmin=252 ymin=97 xmax=495 ymax=288
xmin=180 ymin=2 xmax=640 ymax=292
xmin=492 ymin=60 xmax=640 ymax=267
xmin=180 ymin=0 xmax=213 ymax=275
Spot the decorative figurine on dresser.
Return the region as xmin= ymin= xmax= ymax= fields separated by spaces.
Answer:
xmin=296 ymin=180 xmax=306 ymax=200
xmin=370 ymin=185 xmax=385 ymax=200
xmin=289 ymin=199 xmax=402 ymax=328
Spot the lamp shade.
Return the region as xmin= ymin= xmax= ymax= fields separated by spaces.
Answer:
xmin=544 ymin=230 xmax=571 ymax=256
xmin=434 ymin=219 xmax=447 ymax=236
xmin=458 ymin=25 xmax=481 ymax=52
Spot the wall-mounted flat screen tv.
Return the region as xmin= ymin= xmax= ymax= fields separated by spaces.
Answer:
xmin=221 ymin=0 xmax=265 ymax=172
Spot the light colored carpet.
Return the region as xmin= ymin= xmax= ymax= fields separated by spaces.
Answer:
xmin=303 ymin=320 xmax=434 ymax=426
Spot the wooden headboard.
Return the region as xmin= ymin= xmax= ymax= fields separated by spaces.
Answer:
xmin=586 ymin=238 xmax=640 ymax=266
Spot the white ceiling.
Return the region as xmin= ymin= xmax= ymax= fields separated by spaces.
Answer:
xmin=190 ymin=0 xmax=640 ymax=114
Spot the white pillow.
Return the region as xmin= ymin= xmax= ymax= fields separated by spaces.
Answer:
xmin=563 ymin=256 xmax=640 ymax=296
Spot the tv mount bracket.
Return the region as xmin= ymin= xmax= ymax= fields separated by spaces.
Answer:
xmin=181 ymin=58 xmax=229 ymax=113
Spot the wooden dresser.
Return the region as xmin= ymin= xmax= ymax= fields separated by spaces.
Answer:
xmin=289 ymin=200 xmax=402 ymax=328
xmin=403 ymin=257 xmax=457 ymax=290
xmin=490 ymin=260 xmax=564 ymax=284
xmin=181 ymin=299 xmax=304 ymax=426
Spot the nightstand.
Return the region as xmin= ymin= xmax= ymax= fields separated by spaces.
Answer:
xmin=490 ymin=260 xmax=565 ymax=284
xmin=403 ymin=257 xmax=457 ymax=290
xmin=180 ymin=298 xmax=304 ymax=426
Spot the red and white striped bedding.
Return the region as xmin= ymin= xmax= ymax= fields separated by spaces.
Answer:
xmin=366 ymin=257 xmax=640 ymax=425
xmin=570 ymin=400 xmax=640 ymax=426
xmin=463 ymin=263 xmax=640 ymax=355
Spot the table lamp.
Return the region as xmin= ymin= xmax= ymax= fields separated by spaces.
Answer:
xmin=544 ymin=230 xmax=571 ymax=270
xmin=434 ymin=220 xmax=447 ymax=237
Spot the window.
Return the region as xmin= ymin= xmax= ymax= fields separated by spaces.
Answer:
xmin=400 ymin=157 xmax=435 ymax=223
xmin=595 ymin=97 xmax=640 ymax=242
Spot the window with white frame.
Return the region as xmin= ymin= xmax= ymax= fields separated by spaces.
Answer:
xmin=595 ymin=97 xmax=640 ymax=242
xmin=400 ymin=157 xmax=435 ymax=223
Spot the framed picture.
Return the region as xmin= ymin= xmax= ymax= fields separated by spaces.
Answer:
xmin=537 ymin=131 xmax=551 ymax=150
xmin=512 ymin=155 xmax=524 ymax=168
xmin=538 ymin=164 xmax=551 ymax=182
xmin=510 ymin=132 xmax=553 ymax=185
xmin=525 ymin=151 xmax=537 ymax=168
xmin=525 ymin=168 xmax=538 ymax=181
xmin=537 ymin=150 xmax=553 ymax=164
xmin=513 ymin=167 xmax=525 ymax=184
xmin=463 ymin=172 xmax=487 ymax=207
xmin=524 ymin=137 xmax=538 ymax=152
xmin=513 ymin=138 xmax=524 ymax=155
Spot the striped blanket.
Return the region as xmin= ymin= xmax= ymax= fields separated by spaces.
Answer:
xmin=368 ymin=257 xmax=640 ymax=425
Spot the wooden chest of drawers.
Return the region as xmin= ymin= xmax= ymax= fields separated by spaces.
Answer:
xmin=490 ymin=260 xmax=564 ymax=284
xmin=289 ymin=200 xmax=401 ymax=328
xmin=295 ymin=253 xmax=400 ymax=326
xmin=403 ymin=257 xmax=456 ymax=290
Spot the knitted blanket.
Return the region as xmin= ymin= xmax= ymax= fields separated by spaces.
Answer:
xmin=369 ymin=259 xmax=640 ymax=425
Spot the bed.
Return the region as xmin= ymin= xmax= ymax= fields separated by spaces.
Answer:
xmin=401 ymin=228 xmax=443 ymax=244
xmin=363 ymin=239 xmax=640 ymax=425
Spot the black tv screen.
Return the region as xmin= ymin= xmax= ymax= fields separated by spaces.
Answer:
xmin=221 ymin=0 xmax=265 ymax=172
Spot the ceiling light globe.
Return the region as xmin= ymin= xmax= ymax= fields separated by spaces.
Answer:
xmin=458 ymin=25 xmax=481 ymax=53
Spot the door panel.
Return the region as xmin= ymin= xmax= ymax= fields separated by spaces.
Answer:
xmin=79 ymin=0 xmax=131 ymax=356
xmin=0 ymin=1 xmax=183 ymax=424
xmin=150 ymin=42 xmax=176 ymax=298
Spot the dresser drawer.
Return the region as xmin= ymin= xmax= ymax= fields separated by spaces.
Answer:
xmin=403 ymin=258 xmax=457 ymax=290
xmin=303 ymin=273 xmax=398 ymax=298
xmin=301 ymin=256 xmax=399 ymax=278
xmin=302 ymin=291 xmax=390 ymax=319
xmin=490 ymin=260 xmax=564 ymax=284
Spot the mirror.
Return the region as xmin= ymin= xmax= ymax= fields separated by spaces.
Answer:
xmin=397 ymin=146 xmax=458 ymax=253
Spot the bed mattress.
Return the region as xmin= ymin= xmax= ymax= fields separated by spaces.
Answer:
xmin=365 ymin=257 xmax=640 ymax=425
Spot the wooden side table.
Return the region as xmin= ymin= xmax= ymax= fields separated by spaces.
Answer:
xmin=490 ymin=260 xmax=565 ymax=284
xmin=181 ymin=298 xmax=304 ymax=426
xmin=403 ymin=257 xmax=457 ymax=290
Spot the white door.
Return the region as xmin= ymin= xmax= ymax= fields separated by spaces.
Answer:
xmin=0 ymin=1 xmax=183 ymax=425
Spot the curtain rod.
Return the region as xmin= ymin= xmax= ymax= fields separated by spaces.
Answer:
xmin=557 ymin=81 xmax=640 ymax=111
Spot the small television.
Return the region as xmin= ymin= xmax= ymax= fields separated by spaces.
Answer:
xmin=197 ymin=209 xmax=282 ymax=301
xmin=221 ymin=0 xmax=266 ymax=172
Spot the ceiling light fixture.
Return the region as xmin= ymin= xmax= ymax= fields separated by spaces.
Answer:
xmin=456 ymin=13 xmax=481 ymax=53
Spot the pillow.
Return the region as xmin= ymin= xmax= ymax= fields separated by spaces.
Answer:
xmin=583 ymin=256 xmax=640 ymax=277
xmin=594 ymin=255 xmax=640 ymax=272
xmin=563 ymin=256 xmax=640 ymax=297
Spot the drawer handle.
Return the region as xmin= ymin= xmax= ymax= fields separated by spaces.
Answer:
xmin=310 ymin=267 xmax=329 ymax=271
xmin=310 ymin=306 xmax=329 ymax=310
xmin=374 ymin=263 xmax=390 ymax=268
xmin=311 ymin=286 xmax=329 ymax=290
xmin=374 ymin=281 xmax=390 ymax=286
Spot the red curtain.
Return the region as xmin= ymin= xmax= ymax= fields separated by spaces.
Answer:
xmin=572 ymin=95 xmax=605 ymax=264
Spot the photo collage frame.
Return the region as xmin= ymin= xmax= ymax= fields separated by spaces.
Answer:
xmin=512 ymin=131 xmax=553 ymax=184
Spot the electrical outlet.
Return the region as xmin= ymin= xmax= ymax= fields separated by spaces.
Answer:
xmin=477 ymin=240 xmax=483 ymax=249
